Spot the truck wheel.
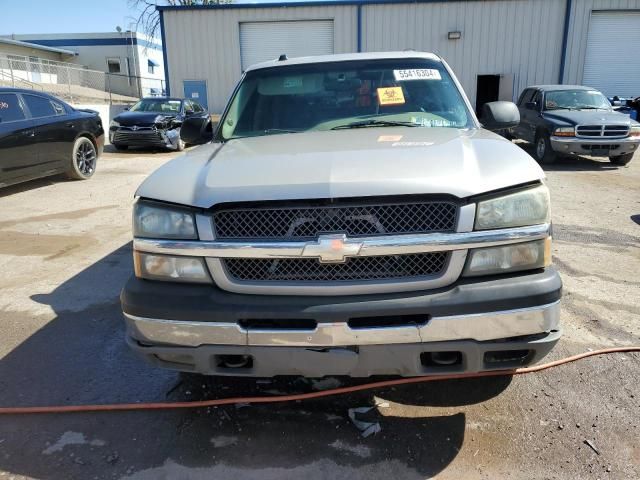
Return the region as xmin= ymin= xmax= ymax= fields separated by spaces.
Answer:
xmin=609 ymin=153 xmax=634 ymax=166
xmin=534 ymin=132 xmax=557 ymax=165
xmin=112 ymin=143 xmax=128 ymax=151
xmin=66 ymin=137 xmax=97 ymax=180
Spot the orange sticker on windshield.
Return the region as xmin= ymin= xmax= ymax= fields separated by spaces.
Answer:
xmin=378 ymin=135 xmax=403 ymax=142
xmin=377 ymin=87 xmax=405 ymax=106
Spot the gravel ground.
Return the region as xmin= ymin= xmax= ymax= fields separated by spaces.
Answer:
xmin=0 ymin=143 xmax=638 ymax=480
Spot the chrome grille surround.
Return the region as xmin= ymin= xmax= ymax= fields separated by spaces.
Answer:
xmin=576 ymin=124 xmax=629 ymax=138
xmin=212 ymin=199 xmax=459 ymax=240
xmin=133 ymin=205 xmax=552 ymax=295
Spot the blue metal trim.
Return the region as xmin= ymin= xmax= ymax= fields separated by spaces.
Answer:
xmin=160 ymin=10 xmax=171 ymax=96
xmin=558 ymin=0 xmax=572 ymax=84
xmin=157 ymin=0 xmax=488 ymax=11
xmin=23 ymin=37 xmax=162 ymax=50
xmin=357 ymin=4 xmax=362 ymax=52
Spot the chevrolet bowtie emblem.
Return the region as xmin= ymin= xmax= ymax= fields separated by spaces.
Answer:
xmin=302 ymin=234 xmax=362 ymax=263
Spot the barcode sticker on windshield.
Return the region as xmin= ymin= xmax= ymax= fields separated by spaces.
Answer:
xmin=393 ymin=69 xmax=441 ymax=81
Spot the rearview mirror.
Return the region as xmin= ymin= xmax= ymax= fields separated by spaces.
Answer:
xmin=482 ymin=101 xmax=520 ymax=131
xmin=180 ymin=117 xmax=216 ymax=145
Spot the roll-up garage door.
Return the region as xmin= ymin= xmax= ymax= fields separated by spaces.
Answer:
xmin=583 ymin=12 xmax=640 ymax=97
xmin=240 ymin=20 xmax=334 ymax=71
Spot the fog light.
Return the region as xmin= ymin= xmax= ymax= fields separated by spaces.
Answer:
xmin=463 ymin=239 xmax=550 ymax=277
xmin=134 ymin=252 xmax=211 ymax=283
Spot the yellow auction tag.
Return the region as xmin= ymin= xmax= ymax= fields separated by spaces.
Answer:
xmin=377 ymin=86 xmax=405 ymax=106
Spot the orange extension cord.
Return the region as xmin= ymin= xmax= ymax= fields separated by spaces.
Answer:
xmin=1 ymin=347 xmax=638 ymax=415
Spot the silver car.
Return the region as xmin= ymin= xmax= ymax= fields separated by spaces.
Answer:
xmin=121 ymin=52 xmax=561 ymax=378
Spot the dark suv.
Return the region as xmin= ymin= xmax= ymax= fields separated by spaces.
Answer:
xmin=510 ymin=85 xmax=639 ymax=165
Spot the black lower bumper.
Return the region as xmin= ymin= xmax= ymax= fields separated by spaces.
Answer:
xmin=121 ymin=268 xmax=562 ymax=324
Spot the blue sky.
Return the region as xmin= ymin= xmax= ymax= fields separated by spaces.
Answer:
xmin=1 ymin=0 xmax=313 ymax=35
xmin=2 ymin=0 xmax=135 ymax=35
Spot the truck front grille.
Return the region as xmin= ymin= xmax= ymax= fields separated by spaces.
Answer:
xmin=112 ymin=128 xmax=166 ymax=146
xmin=223 ymin=252 xmax=449 ymax=282
xmin=576 ymin=125 xmax=629 ymax=138
xmin=213 ymin=199 xmax=458 ymax=240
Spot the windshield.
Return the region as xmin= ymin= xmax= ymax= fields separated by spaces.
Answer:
xmin=130 ymin=99 xmax=182 ymax=113
xmin=220 ymin=58 xmax=472 ymax=140
xmin=544 ymin=90 xmax=611 ymax=111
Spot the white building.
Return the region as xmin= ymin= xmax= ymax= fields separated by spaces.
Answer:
xmin=157 ymin=0 xmax=640 ymax=114
xmin=0 ymin=38 xmax=76 ymax=85
xmin=4 ymin=32 xmax=165 ymax=98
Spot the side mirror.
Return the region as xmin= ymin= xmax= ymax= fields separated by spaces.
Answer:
xmin=525 ymin=101 xmax=538 ymax=111
xmin=123 ymin=107 xmax=129 ymax=111
xmin=180 ymin=117 xmax=215 ymax=145
xmin=482 ymin=101 xmax=520 ymax=131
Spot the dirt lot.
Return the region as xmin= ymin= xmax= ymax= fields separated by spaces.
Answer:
xmin=0 ymin=144 xmax=638 ymax=480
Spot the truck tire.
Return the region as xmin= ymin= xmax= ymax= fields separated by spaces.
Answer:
xmin=609 ymin=153 xmax=634 ymax=166
xmin=534 ymin=132 xmax=557 ymax=165
xmin=65 ymin=137 xmax=97 ymax=180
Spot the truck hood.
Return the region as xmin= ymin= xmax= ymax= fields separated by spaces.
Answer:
xmin=136 ymin=127 xmax=545 ymax=208
xmin=542 ymin=109 xmax=634 ymax=126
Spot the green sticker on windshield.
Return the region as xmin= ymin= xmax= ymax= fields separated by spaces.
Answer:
xmin=283 ymin=77 xmax=303 ymax=89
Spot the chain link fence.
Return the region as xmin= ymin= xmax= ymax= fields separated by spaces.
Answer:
xmin=0 ymin=54 xmax=165 ymax=105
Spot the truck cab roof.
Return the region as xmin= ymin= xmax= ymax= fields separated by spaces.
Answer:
xmin=245 ymin=51 xmax=441 ymax=72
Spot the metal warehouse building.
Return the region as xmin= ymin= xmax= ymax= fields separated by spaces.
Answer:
xmin=158 ymin=0 xmax=640 ymax=113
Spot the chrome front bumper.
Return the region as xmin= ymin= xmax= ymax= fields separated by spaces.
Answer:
xmin=125 ymin=302 xmax=561 ymax=377
xmin=550 ymin=135 xmax=640 ymax=156
xmin=125 ymin=300 xmax=560 ymax=348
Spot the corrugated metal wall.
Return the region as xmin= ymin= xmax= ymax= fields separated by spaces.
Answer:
xmin=163 ymin=0 xmax=640 ymax=113
xmin=562 ymin=0 xmax=640 ymax=85
xmin=163 ymin=6 xmax=357 ymax=112
xmin=361 ymin=0 xmax=567 ymax=105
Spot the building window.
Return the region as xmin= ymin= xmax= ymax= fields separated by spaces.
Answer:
xmin=147 ymin=59 xmax=159 ymax=75
xmin=107 ymin=58 xmax=121 ymax=74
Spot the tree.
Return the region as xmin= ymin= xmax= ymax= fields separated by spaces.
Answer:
xmin=129 ymin=0 xmax=232 ymax=41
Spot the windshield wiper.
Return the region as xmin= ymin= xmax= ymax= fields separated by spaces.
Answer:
xmin=331 ymin=119 xmax=420 ymax=130
xmin=263 ymin=128 xmax=301 ymax=134
xmin=547 ymin=107 xmax=579 ymax=111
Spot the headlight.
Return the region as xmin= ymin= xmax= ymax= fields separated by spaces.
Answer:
xmin=463 ymin=239 xmax=551 ymax=277
xmin=110 ymin=120 xmax=120 ymax=128
xmin=630 ymin=126 xmax=640 ymax=137
xmin=475 ymin=185 xmax=550 ymax=230
xmin=134 ymin=252 xmax=211 ymax=283
xmin=133 ymin=202 xmax=197 ymax=239
xmin=553 ymin=127 xmax=575 ymax=137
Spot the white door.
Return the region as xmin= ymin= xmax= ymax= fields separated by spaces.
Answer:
xmin=239 ymin=20 xmax=334 ymax=71
xmin=583 ymin=12 xmax=640 ymax=97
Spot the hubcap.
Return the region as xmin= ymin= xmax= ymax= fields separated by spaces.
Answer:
xmin=76 ymin=140 xmax=96 ymax=175
xmin=536 ymin=137 xmax=546 ymax=159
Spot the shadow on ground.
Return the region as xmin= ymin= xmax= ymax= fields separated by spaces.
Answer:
xmin=0 ymin=244 xmax=511 ymax=479
xmin=103 ymin=144 xmax=194 ymax=155
xmin=515 ymin=142 xmax=621 ymax=172
xmin=0 ymin=176 xmax=68 ymax=198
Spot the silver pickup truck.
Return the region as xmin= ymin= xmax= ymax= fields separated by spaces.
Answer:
xmin=121 ymin=52 xmax=561 ymax=378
